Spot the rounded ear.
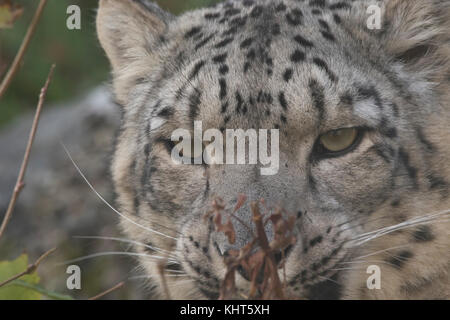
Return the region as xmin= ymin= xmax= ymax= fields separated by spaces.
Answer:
xmin=96 ymin=0 xmax=174 ymax=104
xmin=382 ymin=0 xmax=450 ymax=80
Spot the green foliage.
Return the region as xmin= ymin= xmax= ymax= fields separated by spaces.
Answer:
xmin=0 ymin=254 xmax=74 ymax=300
xmin=0 ymin=254 xmax=41 ymax=299
xmin=10 ymin=280 xmax=74 ymax=300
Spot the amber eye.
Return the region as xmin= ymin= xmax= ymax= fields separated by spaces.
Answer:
xmin=319 ymin=128 xmax=359 ymax=153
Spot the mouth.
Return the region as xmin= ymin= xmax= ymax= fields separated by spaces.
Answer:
xmin=194 ymin=268 xmax=343 ymax=300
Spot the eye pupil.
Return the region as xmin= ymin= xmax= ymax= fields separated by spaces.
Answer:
xmin=318 ymin=128 xmax=360 ymax=154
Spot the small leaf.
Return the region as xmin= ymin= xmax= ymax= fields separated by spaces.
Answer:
xmin=10 ymin=280 xmax=74 ymax=300
xmin=0 ymin=254 xmax=41 ymax=300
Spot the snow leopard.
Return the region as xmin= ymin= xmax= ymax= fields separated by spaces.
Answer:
xmin=96 ymin=0 xmax=450 ymax=299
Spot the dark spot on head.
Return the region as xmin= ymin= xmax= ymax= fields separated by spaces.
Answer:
xmin=318 ymin=19 xmax=330 ymax=31
xmin=309 ymin=235 xmax=323 ymax=247
xmin=329 ymin=2 xmax=352 ymax=10
xmin=333 ymin=14 xmax=341 ymax=24
xmin=412 ymin=225 xmax=435 ymax=243
xmin=286 ymin=8 xmax=303 ymax=26
xmin=220 ymin=101 xmax=229 ymax=114
xmin=272 ymin=23 xmax=281 ymax=36
xmin=219 ymin=64 xmax=229 ymax=75
xmin=294 ymin=35 xmax=314 ymax=48
xmin=230 ymin=16 xmax=247 ymax=27
xmin=215 ymin=37 xmax=234 ymax=48
xmin=283 ymin=68 xmax=293 ymax=82
xmin=195 ymin=34 xmax=215 ymax=51
xmin=224 ymin=8 xmax=241 ymax=17
xmin=204 ymin=12 xmax=220 ymax=20
xmin=250 ymin=5 xmax=263 ymax=18
xmin=185 ymin=26 xmax=202 ymax=39
xmin=312 ymin=58 xmax=337 ymax=82
xmin=309 ymin=79 xmax=325 ymax=120
xmin=188 ymin=89 xmax=202 ymax=121
xmin=309 ymin=0 xmax=326 ymax=8
xmin=278 ymin=92 xmax=288 ymax=111
xmin=213 ymin=53 xmax=228 ymax=64
xmin=247 ymin=49 xmax=256 ymax=60
xmin=240 ymin=38 xmax=253 ymax=49
xmin=356 ymin=86 xmax=382 ymax=107
xmin=291 ymin=50 xmax=305 ymax=62
xmin=189 ymin=60 xmax=206 ymax=80
xmin=387 ymin=250 xmax=414 ymax=269
xmin=219 ymin=78 xmax=227 ymax=100
xmin=321 ymin=30 xmax=336 ymax=41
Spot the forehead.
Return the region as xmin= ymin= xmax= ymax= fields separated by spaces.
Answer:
xmin=171 ymin=0 xmax=370 ymax=74
xmin=153 ymin=0 xmax=393 ymax=133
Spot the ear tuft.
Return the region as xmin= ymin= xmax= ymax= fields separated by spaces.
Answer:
xmin=97 ymin=0 xmax=173 ymax=104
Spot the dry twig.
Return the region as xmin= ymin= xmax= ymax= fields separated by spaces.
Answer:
xmin=0 ymin=247 xmax=56 ymax=288
xmin=0 ymin=0 xmax=48 ymax=98
xmin=157 ymin=261 xmax=172 ymax=299
xmin=88 ymin=281 xmax=125 ymax=300
xmin=205 ymin=196 xmax=297 ymax=300
xmin=0 ymin=64 xmax=55 ymax=239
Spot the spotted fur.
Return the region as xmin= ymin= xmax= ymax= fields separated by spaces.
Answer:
xmin=97 ymin=0 xmax=450 ymax=299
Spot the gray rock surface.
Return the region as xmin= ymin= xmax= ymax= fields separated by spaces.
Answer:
xmin=0 ymin=87 xmax=146 ymax=299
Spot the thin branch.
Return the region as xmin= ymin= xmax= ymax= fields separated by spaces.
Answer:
xmin=250 ymin=202 xmax=285 ymax=300
xmin=88 ymin=281 xmax=125 ymax=300
xmin=0 ymin=248 xmax=56 ymax=288
xmin=157 ymin=261 xmax=172 ymax=299
xmin=0 ymin=64 xmax=55 ymax=239
xmin=0 ymin=0 xmax=48 ymax=99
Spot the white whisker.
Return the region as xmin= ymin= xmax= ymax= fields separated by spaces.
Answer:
xmin=73 ymin=235 xmax=178 ymax=259
xmin=349 ymin=244 xmax=410 ymax=261
xmin=329 ymin=267 xmax=363 ymax=272
xmin=317 ymin=275 xmax=340 ymax=285
xmin=350 ymin=209 xmax=450 ymax=246
xmin=58 ymin=251 xmax=179 ymax=266
xmin=61 ymin=142 xmax=177 ymax=241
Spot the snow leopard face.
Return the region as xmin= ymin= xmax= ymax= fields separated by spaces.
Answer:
xmin=97 ymin=0 xmax=450 ymax=299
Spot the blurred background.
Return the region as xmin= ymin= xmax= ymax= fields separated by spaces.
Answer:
xmin=0 ymin=0 xmax=219 ymax=299
xmin=1 ymin=0 xmax=222 ymax=127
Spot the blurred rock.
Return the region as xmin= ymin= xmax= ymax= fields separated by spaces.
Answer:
xmin=0 ymin=87 xmax=146 ymax=299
